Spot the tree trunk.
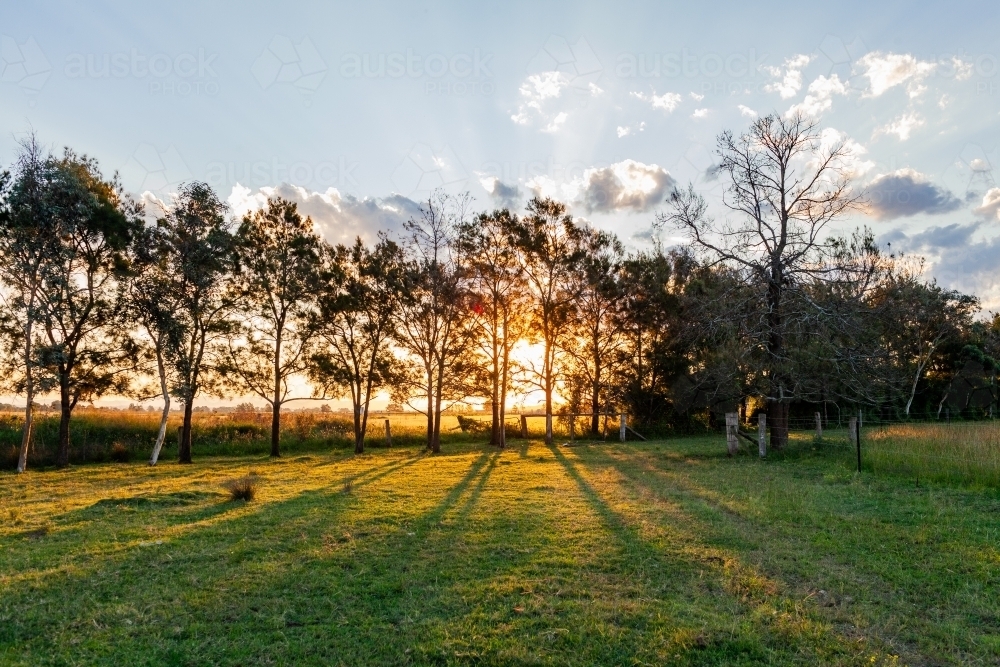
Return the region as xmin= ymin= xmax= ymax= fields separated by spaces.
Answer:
xmin=149 ymin=348 xmax=170 ymax=466
xmin=17 ymin=318 xmax=34 ymax=473
xmin=179 ymin=398 xmax=194 ymax=463
xmin=271 ymin=332 xmax=282 ymax=457
xmin=767 ymin=399 xmax=789 ymax=450
xmin=56 ymin=375 xmax=72 ymax=468
xmin=590 ymin=372 xmax=601 ymax=436
xmin=766 ymin=274 xmax=789 ymax=449
xmin=432 ymin=367 xmax=443 ymax=453
xmin=544 ymin=342 xmax=554 ymax=446
xmin=425 ymin=366 xmax=435 ymax=451
xmin=499 ymin=330 xmax=510 ymax=450
xmin=354 ymin=401 xmax=364 ymax=454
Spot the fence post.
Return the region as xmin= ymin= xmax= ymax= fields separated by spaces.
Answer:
xmin=384 ymin=418 xmax=392 ymax=447
xmin=726 ymin=412 xmax=739 ymax=456
xmin=815 ymin=412 xmax=823 ymax=440
xmin=569 ymin=414 xmax=575 ymax=443
xmin=619 ymin=413 xmax=626 ymax=443
xmin=520 ymin=415 xmax=528 ymax=439
xmin=758 ymin=412 xmax=766 ymax=457
xmin=856 ymin=409 xmax=862 ymax=473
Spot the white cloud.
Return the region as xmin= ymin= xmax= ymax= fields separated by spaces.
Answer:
xmin=974 ymin=187 xmax=1000 ymax=221
xmin=873 ymin=112 xmax=925 ymax=141
xmin=630 ymin=89 xmax=682 ymax=113
xmin=856 ymin=52 xmax=936 ymax=97
xmin=764 ymin=54 xmax=812 ymax=99
xmin=815 ymin=128 xmax=875 ymax=180
xmin=737 ymin=104 xmax=757 ymax=118
xmin=691 ymin=108 xmax=709 ymax=119
xmin=511 ymin=69 xmax=599 ymax=132
xmin=617 ymin=121 xmax=645 ymax=138
xmin=950 ymin=56 xmax=975 ymax=81
xmin=786 ymin=74 xmax=847 ymax=118
xmin=689 ymin=92 xmax=704 ymax=101
xmin=227 ymin=183 xmax=422 ymax=244
xmin=526 ymin=159 xmax=675 ymax=213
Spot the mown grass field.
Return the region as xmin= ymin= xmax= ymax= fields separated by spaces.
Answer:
xmin=3 ymin=431 xmax=1000 ymax=665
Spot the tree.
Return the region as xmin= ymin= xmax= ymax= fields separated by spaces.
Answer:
xmin=154 ymin=182 xmax=236 ymax=464
xmin=664 ymin=113 xmax=862 ymax=448
xmin=24 ymin=148 xmax=142 ymax=467
xmin=223 ymin=197 xmax=323 ymax=457
xmin=456 ymin=208 xmax=528 ymax=448
xmin=873 ymin=272 xmax=978 ymax=417
xmin=564 ymin=227 xmax=624 ymax=436
xmin=309 ymin=236 xmax=410 ymax=453
xmin=0 ymin=135 xmax=57 ymax=472
xmin=124 ymin=219 xmax=186 ymax=465
xmin=510 ymin=197 xmax=585 ymax=445
xmin=394 ymin=192 xmax=473 ymax=453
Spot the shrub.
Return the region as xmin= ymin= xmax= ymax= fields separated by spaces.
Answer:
xmin=109 ymin=442 xmax=131 ymax=463
xmin=223 ymin=473 xmax=259 ymax=502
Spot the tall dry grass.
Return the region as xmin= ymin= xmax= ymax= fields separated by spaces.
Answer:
xmin=865 ymin=421 xmax=1000 ymax=486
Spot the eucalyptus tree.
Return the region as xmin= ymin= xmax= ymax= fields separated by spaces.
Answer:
xmin=509 ymin=197 xmax=586 ymax=445
xmin=563 ymin=227 xmax=625 ymax=436
xmin=11 ymin=147 xmax=143 ymax=467
xmin=456 ymin=208 xmax=528 ymax=448
xmin=154 ymin=182 xmax=236 ymax=464
xmin=0 ymin=136 xmax=56 ymax=472
xmin=663 ymin=112 xmax=862 ymax=448
xmin=222 ymin=197 xmax=323 ymax=457
xmin=124 ymin=219 xmax=185 ymax=465
xmin=394 ymin=191 xmax=474 ymax=453
xmin=309 ymin=236 xmax=410 ymax=453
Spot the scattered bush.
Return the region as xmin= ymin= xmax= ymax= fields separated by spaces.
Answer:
xmin=109 ymin=442 xmax=131 ymax=463
xmin=223 ymin=473 xmax=259 ymax=502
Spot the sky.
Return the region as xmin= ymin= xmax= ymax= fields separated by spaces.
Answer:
xmin=1 ymin=1 xmax=999 ymax=405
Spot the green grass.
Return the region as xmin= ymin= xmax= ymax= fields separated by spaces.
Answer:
xmin=2 ymin=434 xmax=1000 ymax=665
xmin=863 ymin=421 xmax=1000 ymax=487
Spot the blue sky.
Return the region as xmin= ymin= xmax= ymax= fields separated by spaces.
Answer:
xmin=2 ymin=0 xmax=999 ymax=310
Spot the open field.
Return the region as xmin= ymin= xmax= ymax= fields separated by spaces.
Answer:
xmin=3 ymin=434 xmax=1000 ymax=665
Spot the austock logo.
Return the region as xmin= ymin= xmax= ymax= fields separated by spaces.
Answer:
xmin=252 ymin=36 xmax=327 ymax=100
xmin=1 ymin=35 xmax=51 ymax=101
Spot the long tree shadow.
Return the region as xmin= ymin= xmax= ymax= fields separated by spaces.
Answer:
xmin=545 ymin=443 xmax=882 ymax=664
xmin=583 ymin=442 xmax=985 ymax=664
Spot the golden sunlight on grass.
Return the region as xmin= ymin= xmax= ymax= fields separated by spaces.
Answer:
xmin=9 ymin=437 xmax=989 ymax=663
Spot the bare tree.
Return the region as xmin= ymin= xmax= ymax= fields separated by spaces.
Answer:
xmin=309 ymin=236 xmax=410 ymax=453
xmin=664 ymin=113 xmax=862 ymax=448
xmin=223 ymin=198 xmax=323 ymax=457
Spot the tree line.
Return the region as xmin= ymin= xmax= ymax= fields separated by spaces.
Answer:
xmin=2 ymin=115 xmax=998 ymax=472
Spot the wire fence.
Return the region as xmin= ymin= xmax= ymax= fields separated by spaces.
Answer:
xmin=738 ymin=413 xmax=1000 ymax=487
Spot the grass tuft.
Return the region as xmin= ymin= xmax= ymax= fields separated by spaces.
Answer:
xmin=223 ymin=472 xmax=259 ymax=502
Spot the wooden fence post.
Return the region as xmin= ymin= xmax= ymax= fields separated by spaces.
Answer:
xmin=758 ymin=412 xmax=766 ymax=457
xmin=619 ymin=413 xmax=626 ymax=442
xmin=815 ymin=412 xmax=822 ymax=440
xmin=726 ymin=412 xmax=739 ymax=456
xmin=384 ymin=418 xmax=392 ymax=447
xmin=569 ymin=414 xmax=575 ymax=443
xmin=520 ymin=415 xmax=528 ymax=439
xmin=856 ymin=409 xmax=862 ymax=473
